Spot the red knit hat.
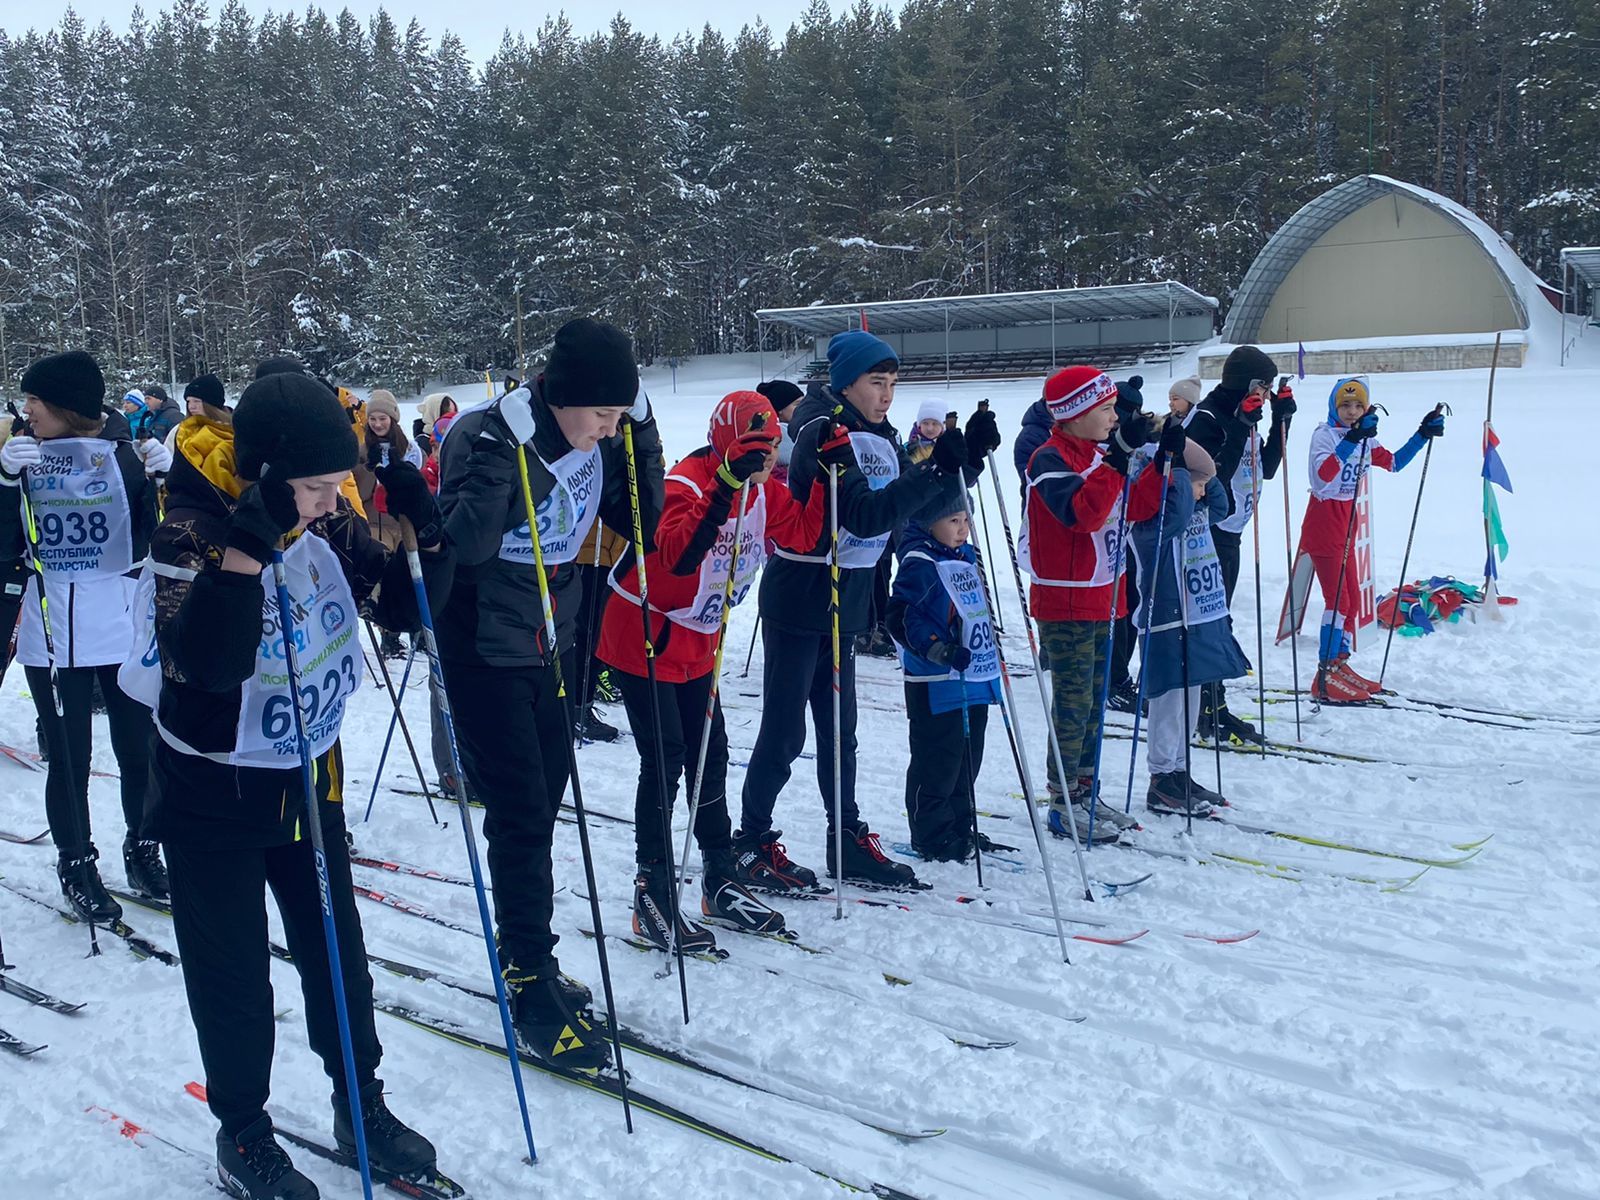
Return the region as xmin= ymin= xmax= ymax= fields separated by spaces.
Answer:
xmin=1042 ymin=366 xmax=1116 ymax=422
xmin=709 ymin=390 xmax=779 ymax=458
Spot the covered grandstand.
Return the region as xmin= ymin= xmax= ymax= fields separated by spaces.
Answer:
xmin=755 ymin=282 xmax=1217 ymax=383
xmin=1560 ymin=246 xmax=1600 ymax=365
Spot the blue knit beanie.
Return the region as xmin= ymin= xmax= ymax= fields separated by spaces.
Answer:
xmin=827 ymin=331 xmax=899 ymax=394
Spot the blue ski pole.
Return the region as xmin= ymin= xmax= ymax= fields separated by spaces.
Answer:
xmin=1085 ymin=473 xmax=1133 ymax=846
xmin=394 ymin=517 xmax=540 ymax=1164
xmin=1123 ymin=455 xmax=1177 ymax=816
xmin=362 ymin=639 xmax=418 ymax=823
xmin=270 ymin=547 xmax=374 ymax=1200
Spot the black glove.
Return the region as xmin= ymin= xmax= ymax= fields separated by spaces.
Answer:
xmin=927 ymin=640 xmax=973 ymax=672
xmin=963 ymin=408 xmax=1001 ymax=467
xmin=1103 ymin=411 xmax=1152 ymax=473
xmin=376 ymin=460 xmax=444 ymax=548
xmin=1417 ymin=409 xmax=1446 ymax=440
xmin=817 ymin=422 xmax=857 ymax=471
xmin=227 ymin=476 xmax=300 ymax=564
xmin=716 ymin=430 xmax=777 ymax=489
xmin=931 ymin=427 xmax=968 ymax=475
xmin=1271 ymin=384 xmax=1297 ymax=424
xmin=1155 ymin=419 xmax=1187 ymax=470
xmin=1237 ymin=392 xmax=1266 ymax=427
xmin=1343 ymin=410 xmax=1379 ymax=443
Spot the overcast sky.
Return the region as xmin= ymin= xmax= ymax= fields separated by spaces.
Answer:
xmin=11 ymin=2 xmax=883 ymax=61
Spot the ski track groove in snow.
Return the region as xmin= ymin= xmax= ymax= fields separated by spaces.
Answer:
xmin=3 ymin=354 xmax=1599 ymax=1198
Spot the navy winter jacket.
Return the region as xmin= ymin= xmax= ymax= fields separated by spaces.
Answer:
xmin=886 ymin=523 xmax=1002 ymax=716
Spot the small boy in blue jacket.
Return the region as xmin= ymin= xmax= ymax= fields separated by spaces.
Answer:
xmin=886 ymin=483 xmax=1004 ymax=861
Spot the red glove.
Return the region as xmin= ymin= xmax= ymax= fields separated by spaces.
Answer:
xmin=817 ymin=422 xmax=855 ymax=471
xmin=1238 ymin=392 xmax=1266 ymax=426
xmin=716 ymin=428 xmax=778 ymax=489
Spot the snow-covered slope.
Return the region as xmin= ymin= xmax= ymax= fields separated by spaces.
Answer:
xmin=3 ymin=354 xmax=1597 ymax=1200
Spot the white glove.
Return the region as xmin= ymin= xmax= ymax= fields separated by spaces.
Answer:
xmin=496 ymin=386 xmax=536 ymax=445
xmin=0 ymin=435 xmax=43 ymax=479
xmin=628 ymin=387 xmax=651 ymax=424
xmin=135 ymin=438 xmax=173 ymax=475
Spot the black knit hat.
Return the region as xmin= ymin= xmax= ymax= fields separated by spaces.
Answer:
xmin=184 ymin=374 xmax=226 ymax=409
xmin=543 ymin=318 xmax=639 ymax=409
xmin=916 ymin=475 xmax=970 ymax=526
xmin=1114 ymin=375 xmax=1145 ymax=418
xmin=19 ymin=351 xmax=106 ymax=419
xmin=1220 ymin=346 xmax=1278 ymax=390
xmin=755 ymin=379 xmax=804 ymax=411
xmin=255 ymin=354 xmax=309 ymax=380
xmin=234 ymin=373 xmax=359 ymax=482
xmin=144 ymin=384 xmax=170 ymax=404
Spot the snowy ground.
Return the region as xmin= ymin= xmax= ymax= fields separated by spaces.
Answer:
xmin=3 ymin=342 xmax=1599 ymax=1199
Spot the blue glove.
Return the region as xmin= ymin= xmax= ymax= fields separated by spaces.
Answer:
xmin=1343 ymin=410 xmax=1379 ymax=443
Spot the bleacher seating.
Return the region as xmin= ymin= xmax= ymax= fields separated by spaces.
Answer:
xmin=801 ymin=343 xmax=1179 ymax=383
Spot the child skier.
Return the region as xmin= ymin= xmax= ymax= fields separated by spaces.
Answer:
xmin=1018 ymin=365 xmax=1169 ymax=843
xmin=0 ymin=350 xmax=172 ymax=917
xmin=598 ymin=389 xmax=826 ymax=952
xmin=887 ymin=479 xmax=1003 ymax=861
xmin=736 ymin=330 xmax=994 ymax=892
xmin=1128 ymin=434 xmax=1250 ymax=816
xmin=433 ymin=317 xmax=661 ymax=1069
xmin=1302 ymin=376 xmax=1445 ymax=703
xmin=129 ymin=369 xmax=448 ymax=1200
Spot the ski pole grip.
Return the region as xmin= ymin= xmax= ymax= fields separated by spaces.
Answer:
xmin=398 ymin=515 xmax=419 ymax=554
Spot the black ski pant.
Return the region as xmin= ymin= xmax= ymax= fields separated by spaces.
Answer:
xmin=903 ymin=684 xmax=988 ymax=853
xmin=1208 ymin=526 xmax=1244 ymax=713
xmin=614 ymin=667 xmax=731 ymax=866
xmin=739 ymin=621 xmax=861 ymax=840
xmin=166 ymin=805 xmax=381 ymax=1140
xmin=445 ymin=661 xmax=568 ymax=974
xmin=560 ymin=562 xmax=612 ymax=721
xmin=1110 ymin=556 xmax=1141 ymax=691
xmin=24 ymin=663 xmax=151 ymax=856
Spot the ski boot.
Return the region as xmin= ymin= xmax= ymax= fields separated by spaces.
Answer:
xmin=1106 ymin=678 xmax=1140 ymax=714
xmin=701 ymin=850 xmax=787 ymax=936
xmin=1073 ymin=775 xmax=1141 ymax=832
xmin=1145 ymin=770 xmax=1218 ymax=819
xmin=1312 ymin=663 xmax=1371 ymax=705
xmin=1334 ymin=655 xmax=1381 ymax=697
xmin=332 ymin=1081 xmax=436 ymax=1179
xmin=574 ymin=707 xmax=620 ymax=743
xmin=123 ymin=835 xmax=170 ymax=901
xmin=508 ymin=960 xmax=611 ymax=1070
xmin=827 ymin=825 xmax=923 ymax=889
xmin=379 ymin=630 xmax=407 ymax=660
xmin=1213 ymin=707 xmax=1265 ymax=747
xmin=1045 ymin=787 xmax=1121 ymax=844
xmin=57 ymin=849 xmax=122 ymax=923
xmin=217 ymin=1116 xmax=319 ymax=1200
xmin=593 ymin=668 xmax=622 ymax=705
xmin=632 ymin=863 xmax=718 ymax=954
xmin=733 ymin=828 xmax=821 ymax=893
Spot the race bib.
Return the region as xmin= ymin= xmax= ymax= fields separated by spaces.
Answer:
xmin=26 ymin=438 xmax=134 ymax=578
xmin=836 ymin=431 xmax=899 ymax=569
xmin=1176 ymin=503 xmax=1229 ymax=626
xmin=1217 ymin=439 xmax=1258 ymax=533
xmin=664 ymin=489 xmax=768 ymax=634
xmin=499 ymin=443 xmax=602 ymax=567
xmin=933 ymin=557 xmax=1000 ymax=681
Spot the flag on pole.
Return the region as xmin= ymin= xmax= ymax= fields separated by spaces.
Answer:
xmin=859 ymin=307 xmax=870 ymax=332
xmin=1482 ymin=422 xmax=1512 ymax=578
xmin=1297 ymin=342 xmax=1306 ymax=380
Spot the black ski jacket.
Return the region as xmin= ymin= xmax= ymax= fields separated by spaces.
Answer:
xmin=1185 ymin=382 xmax=1289 ymax=527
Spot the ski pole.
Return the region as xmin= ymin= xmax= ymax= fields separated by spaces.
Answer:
xmin=957 ymin=670 xmax=983 ymax=890
xmin=982 ymin=447 xmax=1095 ymax=901
xmin=1084 ymin=472 xmax=1132 ymax=848
xmin=739 ymin=613 xmax=760 ymax=680
xmin=1178 ymin=579 xmax=1194 ymax=836
xmin=515 ymin=447 xmax=633 ymax=1125
xmin=671 ymin=484 xmax=752 ymax=961
xmin=363 ymin=620 xmax=435 ymax=823
xmin=1377 ymin=403 xmax=1447 ymax=688
xmin=1121 ymin=453 xmax=1178 ymax=815
xmin=15 ymin=473 xmax=97 ymax=956
xmin=1278 ymin=416 xmax=1303 ymax=741
xmin=361 ymin=638 xmax=418 ymax=822
xmin=972 ymin=401 xmax=1004 ymax=636
xmin=829 ymin=463 xmax=845 ymax=922
xmin=618 ymin=421 xmax=690 ymax=1020
xmin=269 ymin=545 xmax=374 ymax=1200
xmin=1250 ymin=426 xmax=1267 ymax=758
xmin=395 ymin=516 xmax=542 ymax=1162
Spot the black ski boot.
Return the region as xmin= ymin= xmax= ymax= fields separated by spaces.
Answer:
xmin=593 ymin=668 xmax=622 ymax=704
xmin=701 ymin=850 xmax=787 ymax=936
xmin=827 ymin=826 xmax=923 ymax=889
xmin=333 ymin=1081 xmax=436 ymax=1179
xmin=574 ymin=707 xmax=620 ymax=743
xmin=733 ymin=828 xmax=821 ymax=893
xmin=379 ymin=630 xmax=406 ymax=660
xmin=57 ymin=849 xmax=122 ymax=923
xmin=1213 ymin=707 xmax=1264 ymax=747
xmin=632 ymin=864 xmax=718 ymax=954
xmin=508 ymin=961 xmax=611 ymax=1070
xmin=1106 ymin=678 xmax=1139 ymax=714
xmin=1146 ymin=771 xmax=1218 ymax=819
xmin=217 ymin=1116 xmax=318 ymax=1200
xmin=123 ymin=835 xmax=170 ymax=900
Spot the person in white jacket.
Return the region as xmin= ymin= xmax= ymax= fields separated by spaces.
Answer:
xmin=1 ymin=350 xmax=173 ymax=920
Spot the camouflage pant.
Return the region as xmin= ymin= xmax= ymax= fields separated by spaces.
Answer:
xmin=1039 ymin=619 xmax=1110 ymax=794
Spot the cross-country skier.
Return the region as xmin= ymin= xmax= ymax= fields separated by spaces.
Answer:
xmin=599 ymin=389 xmax=826 ymax=951
xmin=432 ymin=317 xmax=661 ymax=1068
xmin=1302 ymin=376 xmax=1445 ymax=703
xmin=735 ymin=330 xmax=993 ymax=891
xmin=129 ymin=369 xmax=449 ymax=1200
xmin=0 ymin=351 xmax=172 ymax=916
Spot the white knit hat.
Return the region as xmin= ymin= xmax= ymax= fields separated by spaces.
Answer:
xmin=1168 ymin=376 xmax=1202 ymax=408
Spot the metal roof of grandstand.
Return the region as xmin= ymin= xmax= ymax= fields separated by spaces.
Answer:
xmin=1561 ymin=247 xmax=1600 ymax=288
xmin=756 ymin=282 xmax=1216 ymax=337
